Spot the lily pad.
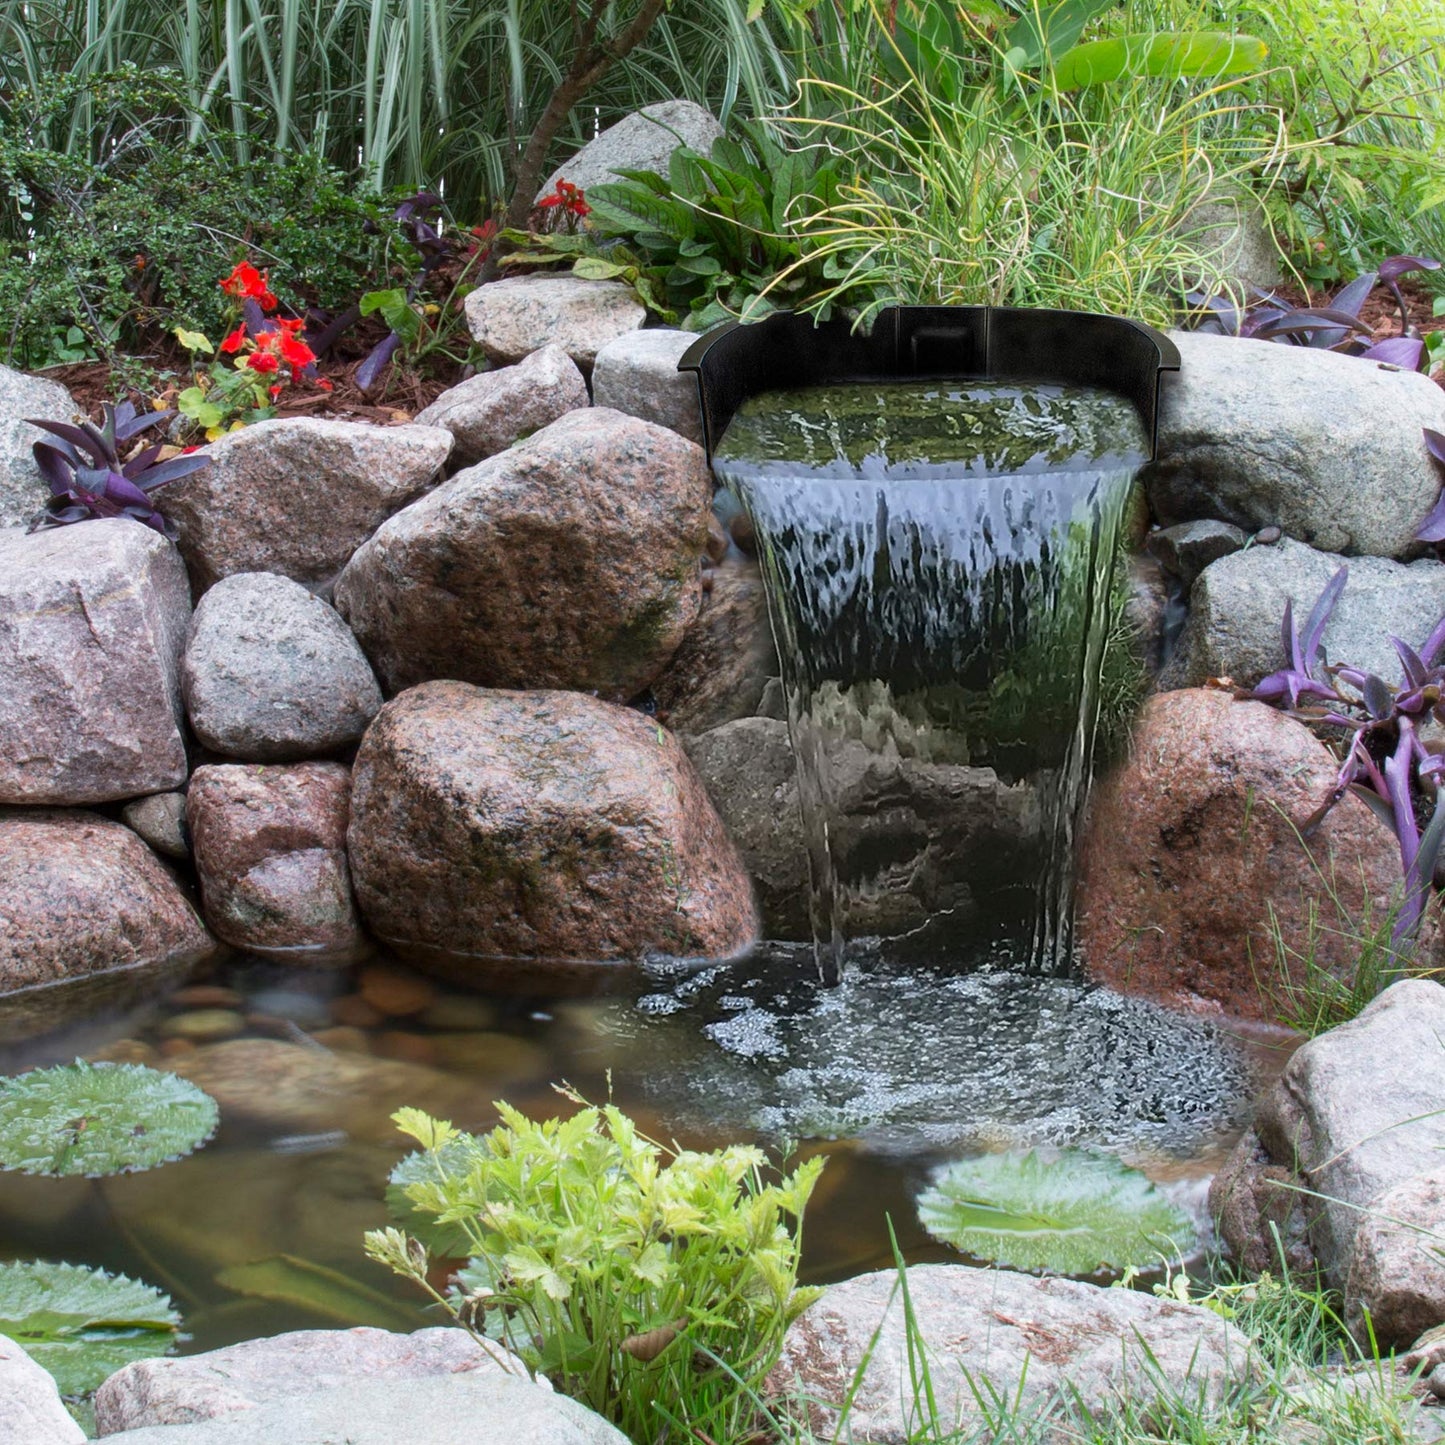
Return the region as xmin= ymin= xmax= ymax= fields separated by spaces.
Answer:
xmin=0 ymin=1261 xmax=179 ymax=1396
xmin=0 ymin=1061 xmax=220 ymax=1177
xmin=916 ymin=1149 xmax=1194 ymax=1276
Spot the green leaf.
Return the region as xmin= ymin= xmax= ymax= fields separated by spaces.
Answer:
xmin=1002 ymin=0 xmax=1118 ymax=69
xmin=359 ymin=288 xmax=422 ymax=344
xmin=173 ymin=326 xmax=213 ymax=354
xmin=572 ymin=256 xmax=631 ymax=281
xmin=0 ymin=1261 xmax=178 ymax=1396
xmin=0 ymin=1062 xmax=219 ymax=1177
xmin=1050 ymin=32 xmax=1268 ymax=89
xmin=916 ymin=1150 xmax=1194 ymax=1275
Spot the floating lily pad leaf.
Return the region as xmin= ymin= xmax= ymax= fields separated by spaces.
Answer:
xmin=0 ymin=1061 xmax=220 ymax=1177
xmin=0 ymin=1261 xmax=179 ymax=1396
xmin=916 ymin=1149 xmax=1194 ymax=1276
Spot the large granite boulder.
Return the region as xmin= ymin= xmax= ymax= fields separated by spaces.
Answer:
xmin=163 ymin=418 xmax=453 ymax=592
xmin=650 ymin=559 xmax=777 ymax=734
xmin=95 ymin=1327 xmax=535 ymax=1433
xmin=538 ymin=99 xmax=722 ymax=197
xmin=0 ymin=521 xmax=190 ymax=804
xmin=0 ymin=809 xmax=211 ymax=1027
xmin=187 ymin=763 xmax=362 ymax=962
xmin=1252 ymin=980 xmax=1445 ymax=1346
xmin=335 ymin=407 xmax=710 ymax=700
xmin=97 ymin=1375 xmax=627 ymax=1444
xmin=413 ymin=344 xmax=587 ymax=467
xmin=182 ymin=572 xmax=381 ymax=761
xmin=1146 ymin=332 xmax=1445 ymax=558
xmin=0 ymin=1331 xmax=85 ymax=1444
xmin=1163 ymin=538 xmax=1445 ymax=691
xmin=1076 ymin=688 xmax=1401 ymax=1018
xmin=464 ymin=276 xmax=645 ymax=371
xmin=769 ymin=1265 xmax=1252 ymax=1442
xmin=347 ymin=683 xmax=757 ymax=974
xmin=0 ymin=363 xmax=76 ymax=531
xmin=592 ymin=328 xmax=704 ymax=445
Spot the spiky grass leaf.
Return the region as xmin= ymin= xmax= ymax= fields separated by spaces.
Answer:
xmin=0 ymin=1261 xmax=178 ymax=1396
xmin=0 ymin=1061 xmax=219 ymax=1177
xmin=916 ymin=1149 xmax=1193 ymax=1276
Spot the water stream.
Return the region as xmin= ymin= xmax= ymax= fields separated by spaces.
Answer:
xmin=712 ymin=378 xmax=1148 ymax=984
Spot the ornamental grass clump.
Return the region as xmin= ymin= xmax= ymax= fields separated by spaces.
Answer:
xmin=366 ymin=1094 xmax=823 ymax=1442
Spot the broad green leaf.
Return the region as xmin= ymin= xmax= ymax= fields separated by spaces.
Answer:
xmin=173 ymin=327 xmax=213 ymax=354
xmin=215 ymin=1255 xmax=419 ymax=1330
xmin=916 ymin=1149 xmax=1193 ymax=1275
xmin=1050 ymin=32 xmax=1268 ymax=89
xmin=0 ymin=1261 xmax=177 ymax=1396
xmin=586 ymin=184 xmax=695 ymax=245
xmin=359 ymin=288 xmax=422 ymax=343
xmin=1002 ymin=0 xmax=1117 ymax=69
xmin=0 ymin=1062 xmax=219 ymax=1177
xmin=572 ymin=256 xmax=631 ymax=281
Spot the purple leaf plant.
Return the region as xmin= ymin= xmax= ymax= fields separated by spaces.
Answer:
xmin=25 ymin=402 xmax=209 ymax=540
xmin=1189 ymin=254 xmax=1441 ymax=372
xmin=1246 ymin=564 xmax=1445 ymax=949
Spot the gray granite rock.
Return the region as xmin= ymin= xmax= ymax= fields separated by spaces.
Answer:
xmin=0 ymin=363 xmax=76 ymax=531
xmin=0 ymin=1332 xmax=85 ymax=1443
xmin=592 ymin=328 xmax=704 ymax=444
xmin=1346 ymin=1162 xmax=1445 ymax=1348
xmin=769 ymin=1264 xmax=1253 ymax=1443
xmin=1255 ymin=980 xmax=1445 ymax=1332
xmin=539 ymin=99 xmax=722 ymax=198
xmin=122 ymin=791 xmax=190 ymax=860
xmin=1188 ymin=189 xmax=1283 ymax=291
xmin=0 ymin=521 xmax=190 ymax=804
xmin=464 ymin=276 xmax=645 ymax=371
xmin=335 ymin=407 xmax=710 ymax=699
xmin=182 ymin=571 xmax=381 ymax=760
xmin=1146 ymin=519 xmax=1249 ymax=587
xmin=95 ymin=1326 xmax=537 ymax=1433
xmin=1161 ymin=537 xmax=1445 ymax=690
xmin=414 ymin=344 xmax=588 ymax=467
xmin=1146 ymin=331 xmax=1445 ymax=558
xmin=163 ymin=418 xmax=453 ymax=593
xmin=98 ymin=1374 xmax=626 ymax=1444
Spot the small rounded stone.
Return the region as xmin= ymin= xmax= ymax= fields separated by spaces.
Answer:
xmin=416 ymin=996 xmax=499 ymax=1032
xmin=89 ymin=1038 xmax=159 ymax=1067
xmin=729 ymin=511 xmax=756 ymax=554
xmin=308 ymin=1025 xmax=371 ymax=1054
xmin=157 ymin=1036 xmax=198 ymax=1059
xmin=170 ymin=985 xmax=246 ymax=1010
xmin=1252 ymin=525 xmax=1283 ymax=545
xmin=358 ymin=965 xmax=437 ymax=1018
xmin=160 ymin=1008 xmax=247 ymax=1043
xmin=331 ymin=994 xmax=386 ymax=1029
xmin=370 ymin=1030 xmax=437 ymax=1066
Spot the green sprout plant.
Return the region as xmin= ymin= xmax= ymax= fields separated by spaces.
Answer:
xmin=0 ymin=1060 xmax=219 ymax=1398
xmin=366 ymin=1091 xmax=824 ymax=1442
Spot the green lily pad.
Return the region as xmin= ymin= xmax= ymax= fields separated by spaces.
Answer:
xmin=916 ymin=1149 xmax=1194 ymax=1276
xmin=0 ymin=1261 xmax=179 ymax=1396
xmin=0 ymin=1061 xmax=219 ymax=1177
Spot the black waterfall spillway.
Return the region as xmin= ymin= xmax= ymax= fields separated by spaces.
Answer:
xmin=679 ymin=307 xmax=1179 ymax=986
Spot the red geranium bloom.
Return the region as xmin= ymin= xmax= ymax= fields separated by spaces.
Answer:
xmin=219 ymin=324 xmax=248 ymax=354
xmin=244 ymin=350 xmax=280 ymax=375
xmin=220 ymin=262 xmax=278 ymax=309
xmin=278 ymin=333 xmax=316 ymax=370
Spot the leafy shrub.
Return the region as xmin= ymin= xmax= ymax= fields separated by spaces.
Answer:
xmin=366 ymin=1095 xmax=823 ymax=1442
xmin=0 ymin=70 xmax=382 ymax=368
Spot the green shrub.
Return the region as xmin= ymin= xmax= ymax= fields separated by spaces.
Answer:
xmin=366 ymin=1096 xmax=824 ymax=1443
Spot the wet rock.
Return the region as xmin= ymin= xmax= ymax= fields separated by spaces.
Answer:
xmin=182 ymin=572 xmax=382 ymax=761
xmin=592 ymin=328 xmax=704 ymax=445
xmin=357 ymin=963 xmax=436 ymax=1018
xmin=1162 ymin=538 xmax=1445 ymax=691
xmin=331 ymin=993 xmax=385 ymax=1029
xmin=0 ymin=1330 xmax=85 ymax=1444
xmin=347 ymin=682 xmax=757 ymax=970
xmin=1254 ymin=980 xmax=1445 ymax=1333
xmin=539 ymin=99 xmax=722 ymax=198
xmin=1146 ymin=331 xmax=1445 ymax=558
xmin=1145 ymin=519 xmax=1249 ymax=587
xmin=729 ymin=509 xmax=756 ymax=554
xmin=159 ymin=1008 xmax=246 ymax=1043
xmin=1209 ymin=1127 xmax=1315 ymax=1277
xmin=428 ymin=1031 xmax=546 ymax=1077
xmin=1347 ymin=1163 xmax=1445 ymax=1348
xmin=769 ymin=1264 xmax=1251 ymax=1443
xmin=651 ymin=560 xmax=778 ymax=734
xmin=0 ymin=364 xmax=76 ymax=532
xmin=165 ymin=1037 xmax=484 ymax=1135
xmin=169 ymin=984 xmax=244 ymax=1010
xmin=187 ymin=763 xmax=362 ymax=961
xmin=94 ymin=1325 xmax=537 ymax=1433
xmin=413 ymin=345 xmax=587 ymax=467
xmin=1076 ymin=689 xmax=1401 ymax=1019
xmin=99 ymin=1374 xmax=625 ymax=1444
xmin=335 ymin=408 xmax=710 ymax=699
xmin=0 ymin=520 xmax=190 ymax=804
xmin=122 ymin=791 xmax=190 ymax=860
xmin=0 ymin=809 xmax=211 ymax=1023
xmin=464 ymin=276 xmax=645 ymax=371
xmin=417 ymin=995 xmax=498 ymax=1032
xmin=684 ymin=716 xmax=1043 ymax=943
xmin=163 ymin=418 xmax=453 ymax=592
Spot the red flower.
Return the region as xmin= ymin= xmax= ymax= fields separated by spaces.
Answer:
xmin=219 ymin=324 xmax=248 ymax=354
xmin=278 ymin=333 xmax=316 ymax=370
xmin=537 ymin=179 xmax=589 ymax=218
xmin=220 ymin=262 xmax=278 ymax=310
xmin=315 ymin=377 xmax=335 ymax=392
xmin=244 ymin=350 xmax=280 ymax=375
xmin=269 ymin=384 xmax=284 ymax=401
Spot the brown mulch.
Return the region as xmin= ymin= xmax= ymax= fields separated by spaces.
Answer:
xmin=1273 ymin=276 xmax=1445 ymax=350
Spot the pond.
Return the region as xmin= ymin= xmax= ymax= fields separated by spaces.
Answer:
xmin=0 ymin=942 xmax=1289 ymax=1359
